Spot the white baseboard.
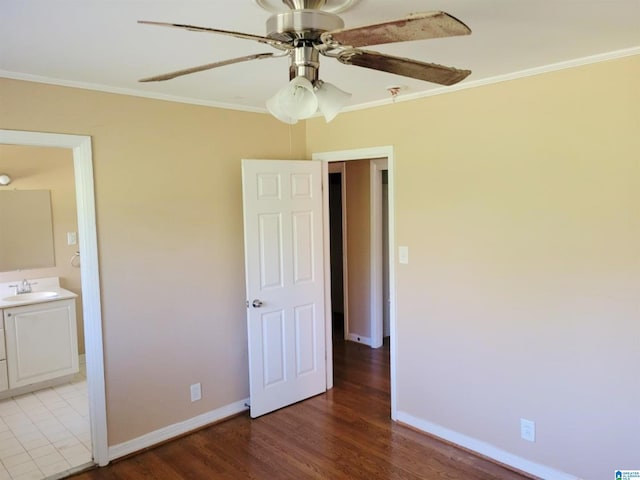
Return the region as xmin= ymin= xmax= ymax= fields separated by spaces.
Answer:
xmin=396 ymin=411 xmax=581 ymax=480
xmin=346 ymin=333 xmax=372 ymax=346
xmin=108 ymin=398 xmax=249 ymax=461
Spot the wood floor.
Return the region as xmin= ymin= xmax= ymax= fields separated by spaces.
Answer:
xmin=69 ymin=337 xmax=533 ymax=480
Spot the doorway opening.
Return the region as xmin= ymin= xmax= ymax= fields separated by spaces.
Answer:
xmin=314 ymin=146 xmax=397 ymax=419
xmin=0 ymin=129 xmax=108 ymax=470
xmin=0 ymin=144 xmax=92 ymax=478
xmin=328 ymin=160 xmax=389 ymax=347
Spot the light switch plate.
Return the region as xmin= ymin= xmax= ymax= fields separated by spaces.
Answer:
xmin=399 ymin=246 xmax=409 ymax=264
xmin=67 ymin=232 xmax=77 ymax=245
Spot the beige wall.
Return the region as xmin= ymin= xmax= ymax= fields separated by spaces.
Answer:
xmin=345 ymin=159 xmax=371 ymax=340
xmin=0 ymin=145 xmax=84 ymax=353
xmin=307 ymin=55 xmax=640 ymax=480
xmin=0 ymin=78 xmax=306 ymax=445
xmin=1 ymin=53 xmax=638 ymax=479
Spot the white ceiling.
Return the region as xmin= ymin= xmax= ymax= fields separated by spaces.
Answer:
xmin=2 ymin=0 xmax=639 ymax=113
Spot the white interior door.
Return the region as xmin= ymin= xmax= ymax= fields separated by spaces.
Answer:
xmin=242 ymin=159 xmax=326 ymax=418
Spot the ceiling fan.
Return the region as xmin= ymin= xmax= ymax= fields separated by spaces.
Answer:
xmin=139 ymin=0 xmax=472 ymax=123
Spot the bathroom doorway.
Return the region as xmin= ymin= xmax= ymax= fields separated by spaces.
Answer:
xmin=0 ymin=144 xmax=93 ymax=479
xmin=0 ymin=129 xmax=108 ymax=477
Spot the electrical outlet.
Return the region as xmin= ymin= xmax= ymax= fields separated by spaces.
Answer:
xmin=190 ymin=383 xmax=202 ymax=402
xmin=520 ymin=418 xmax=535 ymax=442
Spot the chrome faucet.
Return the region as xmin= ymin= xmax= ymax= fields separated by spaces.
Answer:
xmin=8 ymin=279 xmax=36 ymax=295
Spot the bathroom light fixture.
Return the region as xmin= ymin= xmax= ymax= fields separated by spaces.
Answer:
xmin=266 ymin=76 xmax=352 ymax=124
xmin=0 ymin=174 xmax=11 ymax=186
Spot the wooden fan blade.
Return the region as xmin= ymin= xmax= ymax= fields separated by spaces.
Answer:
xmin=138 ymin=21 xmax=292 ymax=49
xmin=321 ymin=11 xmax=471 ymax=48
xmin=139 ymin=52 xmax=280 ymax=82
xmin=337 ymin=49 xmax=471 ymax=86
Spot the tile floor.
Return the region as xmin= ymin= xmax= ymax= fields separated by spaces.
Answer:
xmin=0 ymin=362 xmax=91 ymax=480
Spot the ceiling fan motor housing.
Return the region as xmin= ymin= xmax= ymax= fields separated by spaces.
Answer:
xmin=266 ymin=9 xmax=344 ymax=43
xmin=267 ymin=9 xmax=344 ymax=83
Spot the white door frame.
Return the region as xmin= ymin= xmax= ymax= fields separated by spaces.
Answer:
xmin=313 ymin=146 xmax=397 ymax=420
xmin=0 ymin=129 xmax=109 ymax=465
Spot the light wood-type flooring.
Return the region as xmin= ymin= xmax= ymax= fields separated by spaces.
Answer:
xmin=69 ymin=334 xmax=534 ymax=479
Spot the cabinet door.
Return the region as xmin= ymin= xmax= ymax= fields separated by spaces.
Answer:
xmin=4 ymin=299 xmax=79 ymax=389
xmin=0 ymin=361 xmax=8 ymax=391
xmin=0 ymin=329 xmax=5 ymax=360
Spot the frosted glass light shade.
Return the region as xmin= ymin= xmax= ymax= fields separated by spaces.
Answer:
xmin=0 ymin=174 xmax=11 ymax=186
xmin=266 ymin=77 xmax=351 ymax=123
xmin=281 ymin=76 xmax=318 ymax=119
xmin=315 ymin=81 xmax=352 ymax=122
xmin=266 ymin=76 xmax=318 ymax=124
xmin=266 ymin=95 xmax=299 ymax=124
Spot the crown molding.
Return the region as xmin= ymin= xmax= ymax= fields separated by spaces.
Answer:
xmin=2 ymin=47 xmax=638 ymax=115
xmin=346 ymin=47 xmax=640 ymax=112
xmin=0 ymin=71 xmax=266 ymax=114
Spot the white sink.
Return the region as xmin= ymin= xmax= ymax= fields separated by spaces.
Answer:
xmin=2 ymin=291 xmax=59 ymax=302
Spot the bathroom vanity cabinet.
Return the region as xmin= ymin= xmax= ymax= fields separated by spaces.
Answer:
xmin=0 ymin=298 xmax=79 ymax=394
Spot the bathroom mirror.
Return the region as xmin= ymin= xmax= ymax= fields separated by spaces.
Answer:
xmin=0 ymin=190 xmax=55 ymax=271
